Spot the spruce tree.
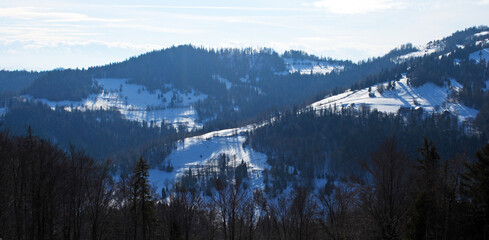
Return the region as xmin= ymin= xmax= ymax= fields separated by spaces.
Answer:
xmin=131 ymin=156 xmax=154 ymax=240
xmin=463 ymin=144 xmax=489 ymax=239
xmin=408 ymin=138 xmax=441 ymax=239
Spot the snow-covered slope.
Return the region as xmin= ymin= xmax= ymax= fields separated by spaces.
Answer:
xmin=281 ymin=58 xmax=343 ymax=75
xmin=311 ymin=74 xmax=479 ymax=121
xmin=23 ymin=78 xmax=207 ymax=130
xmin=148 ymin=124 xmax=269 ymax=193
xmin=396 ymin=42 xmax=444 ymax=61
xmin=470 ymin=48 xmax=489 ymax=63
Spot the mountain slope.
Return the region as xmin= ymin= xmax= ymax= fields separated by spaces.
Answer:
xmin=19 ymin=46 xmax=360 ymax=131
xmin=3 ymin=26 xmax=489 ymax=192
xmin=311 ymin=74 xmax=480 ymax=121
xmin=149 ymin=124 xmax=268 ymax=193
xmin=143 ymin=26 xmax=489 ymax=191
xmin=23 ymin=78 xmax=206 ymax=130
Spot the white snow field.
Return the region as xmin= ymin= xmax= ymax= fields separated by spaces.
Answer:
xmin=148 ymin=124 xmax=269 ymax=193
xmin=475 ymin=31 xmax=489 ymax=37
xmin=310 ymin=74 xmax=479 ymax=122
xmin=470 ymin=48 xmax=489 ymax=63
xmin=282 ymin=58 xmax=344 ymax=75
xmin=397 ymin=43 xmax=443 ymax=60
xmin=24 ymin=78 xmax=207 ymax=130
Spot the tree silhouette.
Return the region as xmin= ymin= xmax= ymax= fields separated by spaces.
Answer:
xmin=131 ymin=156 xmax=154 ymax=240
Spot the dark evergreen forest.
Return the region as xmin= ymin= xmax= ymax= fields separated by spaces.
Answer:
xmin=0 ymin=100 xmax=181 ymax=173
xmin=246 ymin=106 xmax=487 ymax=193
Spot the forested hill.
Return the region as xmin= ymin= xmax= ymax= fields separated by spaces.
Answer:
xmin=0 ymin=70 xmax=42 ymax=94
xmin=17 ymin=27 xmax=489 ymax=124
xmin=242 ymin=26 xmax=489 ymax=190
xmin=12 ymin=44 xmax=412 ymax=130
xmin=0 ymin=26 xmax=488 ymax=175
xmin=18 ymin=46 xmax=356 ymax=128
xmin=22 ymin=46 xmax=352 ymax=101
xmin=138 ymin=27 xmax=489 ymax=199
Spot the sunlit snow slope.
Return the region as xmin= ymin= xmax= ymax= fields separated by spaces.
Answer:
xmin=311 ymin=74 xmax=479 ymax=121
xmin=397 ymin=43 xmax=443 ymax=60
xmin=281 ymin=58 xmax=344 ymax=75
xmin=149 ymin=124 xmax=269 ymax=193
xmin=470 ymin=48 xmax=489 ymax=63
xmin=24 ymin=78 xmax=207 ymax=130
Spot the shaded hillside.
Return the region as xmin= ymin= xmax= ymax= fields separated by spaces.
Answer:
xmin=1 ymin=100 xmax=178 ymax=166
xmin=22 ymin=69 xmax=98 ymax=101
xmin=0 ymin=70 xmax=42 ymax=93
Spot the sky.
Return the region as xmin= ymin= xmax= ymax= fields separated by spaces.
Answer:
xmin=1 ymin=0 xmax=489 ymax=71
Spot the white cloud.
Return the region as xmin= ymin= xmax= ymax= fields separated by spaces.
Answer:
xmin=116 ymin=5 xmax=308 ymax=12
xmin=0 ymin=39 xmax=162 ymax=52
xmin=0 ymin=7 xmax=128 ymax=23
xmin=103 ymin=23 xmax=201 ymax=35
xmin=294 ymin=36 xmax=391 ymax=59
xmin=477 ymin=0 xmax=489 ymax=5
xmin=159 ymin=12 xmax=302 ymax=29
xmin=312 ymin=0 xmax=406 ymax=14
xmin=0 ymin=40 xmax=162 ymax=70
xmin=0 ymin=26 xmax=95 ymax=43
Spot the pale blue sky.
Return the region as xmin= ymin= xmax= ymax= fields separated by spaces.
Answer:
xmin=1 ymin=0 xmax=489 ymax=70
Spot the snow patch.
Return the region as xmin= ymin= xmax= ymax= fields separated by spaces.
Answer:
xmin=24 ymin=78 xmax=208 ymax=131
xmin=483 ymin=79 xmax=489 ymax=91
xmin=240 ymin=75 xmax=250 ymax=83
xmin=469 ymin=48 xmax=489 ymax=63
xmin=398 ymin=43 xmax=442 ymax=60
xmin=0 ymin=107 xmax=7 ymax=117
xmin=476 ymin=39 xmax=489 ymax=46
xmin=214 ymin=75 xmax=233 ymax=89
xmin=282 ymin=58 xmax=343 ymax=75
xmin=475 ymin=31 xmax=489 ymax=37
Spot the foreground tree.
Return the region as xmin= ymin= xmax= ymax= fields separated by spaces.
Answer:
xmin=86 ymin=159 xmax=114 ymax=240
xmin=157 ymin=189 xmax=204 ymax=240
xmin=408 ymin=138 xmax=441 ymax=239
xmin=463 ymin=144 xmax=489 ymax=239
xmin=360 ymin=138 xmax=412 ymax=239
xmin=212 ymin=183 xmax=251 ymax=240
xmin=131 ymin=156 xmax=154 ymax=240
xmin=317 ymin=179 xmax=360 ymax=240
